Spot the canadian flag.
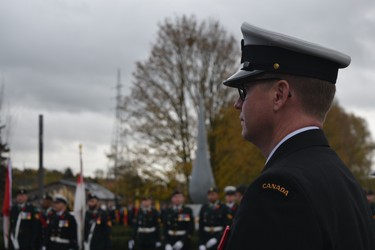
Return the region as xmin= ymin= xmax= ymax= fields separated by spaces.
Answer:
xmin=74 ymin=145 xmax=86 ymax=250
xmin=2 ymin=158 xmax=12 ymax=249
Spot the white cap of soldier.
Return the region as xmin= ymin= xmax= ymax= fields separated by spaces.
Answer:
xmin=223 ymin=22 xmax=351 ymax=87
xmin=53 ymin=194 xmax=68 ymax=205
xmin=224 ymin=186 xmax=236 ymax=195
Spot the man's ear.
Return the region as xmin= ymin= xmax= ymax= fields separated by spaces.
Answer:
xmin=273 ymin=80 xmax=291 ymax=111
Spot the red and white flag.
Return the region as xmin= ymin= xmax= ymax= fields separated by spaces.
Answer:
xmin=74 ymin=145 xmax=86 ymax=250
xmin=2 ymin=158 xmax=12 ymax=249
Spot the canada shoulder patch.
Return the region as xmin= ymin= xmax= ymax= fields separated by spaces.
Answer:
xmin=261 ymin=182 xmax=289 ymax=197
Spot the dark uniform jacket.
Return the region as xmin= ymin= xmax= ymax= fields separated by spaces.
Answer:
xmin=198 ymin=201 xmax=227 ymax=249
xmin=133 ymin=207 xmax=161 ymax=250
xmin=163 ymin=205 xmax=194 ymax=250
xmin=37 ymin=207 xmax=55 ymax=249
xmin=84 ymin=208 xmax=112 ymax=250
xmin=224 ymin=129 xmax=375 ymax=250
xmin=44 ymin=210 xmax=78 ymax=250
xmin=225 ymin=203 xmax=238 ymax=226
xmin=9 ymin=203 xmax=39 ymax=250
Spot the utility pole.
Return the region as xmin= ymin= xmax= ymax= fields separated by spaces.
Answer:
xmin=38 ymin=114 xmax=44 ymax=200
xmin=108 ymin=69 xmax=125 ymax=206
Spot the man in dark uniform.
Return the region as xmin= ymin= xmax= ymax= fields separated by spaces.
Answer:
xmin=198 ymin=187 xmax=227 ymax=250
xmin=235 ymin=185 xmax=247 ymax=204
xmin=129 ymin=196 xmax=161 ymax=250
xmin=38 ymin=194 xmax=55 ymax=250
xmin=223 ymin=186 xmax=237 ymax=226
xmin=84 ymin=193 xmax=112 ymax=250
xmin=366 ymin=189 xmax=375 ymax=219
xmin=9 ymin=189 xmax=39 ymax=250
xmin=163 ymin=190 xmax=194 ymax=250
xmin=219 ymin=22 xmax=375 ymax=250
xmin=42 ymin=194 xmax=78 ymax=250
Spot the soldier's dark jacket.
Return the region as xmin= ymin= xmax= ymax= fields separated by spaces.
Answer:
xmin=198 ymin=201 xmax=227 ymax=249
xmin=223 ymin=129 xmax=375 ymax=250
xmin=9 ymin=203 xmax=39 ymax=250
xmin=224 ymin=203 xmax=238 ymax=226
xmin=37 ymin=207 xmax=55 ymax=249
xmin=84 ymin=208 xmax=112 ymax=250
xmin=163 ymin=205 xmax=194 ymax=250
xmin=44 ymin=210 xmax=78 ymax=250
xmin=133 ymin=208 xmax=161 ymax=250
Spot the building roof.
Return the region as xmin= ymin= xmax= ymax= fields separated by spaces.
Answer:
xmin=54 ymin=179 xmax=117 ymax=200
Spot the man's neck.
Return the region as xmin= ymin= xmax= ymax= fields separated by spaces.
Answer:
xmin=261 ymin=116 xmax=322 ymax=159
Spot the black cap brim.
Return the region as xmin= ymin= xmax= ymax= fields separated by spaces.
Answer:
xmin=223 ymin=69 xmax=264 ymax=88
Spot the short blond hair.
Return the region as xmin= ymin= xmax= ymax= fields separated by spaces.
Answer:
xmin=282 ymin=74 xmax=336 ymax=122
xmin=255 ymin=73 xmax=336 ymax=122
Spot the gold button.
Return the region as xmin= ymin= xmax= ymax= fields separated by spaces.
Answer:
xmin=273 ymin=63 xmax=280 ymax=70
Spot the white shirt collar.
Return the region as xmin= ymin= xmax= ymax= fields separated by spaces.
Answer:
xmin=265 ymin=126 xmax=319 ymax=164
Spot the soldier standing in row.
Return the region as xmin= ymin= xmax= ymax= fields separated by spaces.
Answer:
xmin=366 ymin=189 xmax=375 ymax=220
xmin=223 ymin=186 xmax=237 ymax=226
xmin=198 ymin=187 xmax=227 ymax=250
xmin=38 ymin=194 xmax=55 ymax=249
xmin=234 ymin=185 xmax=247 ymax=204
xmin=84 ymin=193 xmax=112 ymax=250
xmin=42 ymin=194 xmax=77 ymax=250
xmin=9 ymin=189 xmax=39 ymax=250
xmin=130 ymin=196 xmax=161 ymax=250
xmin=163 ymin=191 xmax=194 ymax=250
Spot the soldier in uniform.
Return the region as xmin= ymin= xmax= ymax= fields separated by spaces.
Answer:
xmin=219 ymin=22 xmax=375 ymax=249
xmin=9 ymin=189 xmax=39 ymax=250
xmin=198 ymin=187 xmax=227 ymax=250
xmin=234 ymin=185 xmax=247 ymax=204
xmin=366 ymin=189 xmax=375 ymax=219
xmin=163 ymin=190 xmax=194 ymax=250
xmin=43 ymin=194 xmax=78 ymax=250
xmin=223 ymin=186 xmax=237 ymax=226
xmin=84 ymin=193 xmax=112 ymax=250
xmin=38 ymin=194 xmax=55 ymax=250
xmin=129 ymin=196 xmax=161 ymax=250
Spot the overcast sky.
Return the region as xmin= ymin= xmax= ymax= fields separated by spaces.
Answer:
xmin=1 ymin=0 xmax=375 ymax=177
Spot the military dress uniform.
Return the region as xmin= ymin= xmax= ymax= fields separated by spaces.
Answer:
xmin=219 ymin=22 xmax=375 ymax=250
xmin=133 ymin=208 xmax=161 ymax=250
xmin=84 ymin=208 xmax=112 ymax=250
xmin=198 ymin=201 xmax=227 ymax=250
xmin=9 ymin=203 xmax=39 ymax=250
xmin=223 ymin=130 xmax=375 ymax=250
xmin=38 ymin=207 xmax=55 ymax=249
xmin=224 ymin=202 xmax=237 ymax=227
xmin=44 ymin=210 xmax=78 ymax=250
xmin=163 ymin=205 xmax=194 ymax=250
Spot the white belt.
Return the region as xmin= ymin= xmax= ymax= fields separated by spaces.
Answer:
xmin=138 ymin=227 xmax=156 ymax=233
xmin=50 ymin=236 xmax=71 ymax=244
xmin=168 ymin=230 xmax=187 ymax=236
xmin=204 ymin=226 xmax=223 ymax=233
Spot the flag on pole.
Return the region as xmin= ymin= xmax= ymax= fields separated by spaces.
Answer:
xmin=2 ymin=158 xmax=12 ymax=249
xmin=74 ymin=145 xmax=86 ymax=250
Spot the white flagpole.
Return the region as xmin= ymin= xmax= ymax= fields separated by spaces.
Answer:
xmin=74 ymin=144 xmax=86 ymax=250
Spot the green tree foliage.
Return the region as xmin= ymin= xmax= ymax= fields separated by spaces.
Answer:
xmin=62 ymin=167 xmax=74 ymax=179
xmin=324 ymin=101 xmax=375 ymax=184
xmin=122 ymin=15 xmax=238 ymax=190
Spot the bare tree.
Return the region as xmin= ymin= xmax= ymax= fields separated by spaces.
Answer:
xmin=122 ymin=15 xmax=239 ymax=188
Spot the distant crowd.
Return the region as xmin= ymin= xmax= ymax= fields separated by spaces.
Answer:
xmin=4 ymin=185 xmax=375 ymax=250
xmin=5 ymin=185 xmax=246 ymax=250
